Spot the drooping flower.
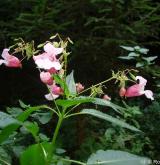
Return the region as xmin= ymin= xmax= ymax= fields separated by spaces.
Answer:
xmin=125 ymin=76 xmax=154 ymax=100
xmin=119 ymin=87 xmax=126 ymax=97
xmin=45 ymin=84 xmax=63 ymax=101
xmin=0 ymin=49 xmax=22 ymax=68
xmin=76 ymin=83 xmax=84 ymax=93
xmin=103 ymin=94 xmax=111 ymax=101
xmin=40 ymin=71 xmax=53 ymax=85
xmin=33 ymin=43 xmax=63 ymax=70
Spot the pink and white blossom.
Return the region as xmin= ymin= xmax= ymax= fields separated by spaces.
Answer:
xmin=40 ymin=71 xmax=53 ymax=85
xmin=0 ymin=49 xmax=22 ymax=68
xmin=125 ymin=76 xmax=154 ymax=100
xmin=33 ymin=43 xmax=63 ymax=70
xmin=45 ymin=84 xmax=63 ymax=101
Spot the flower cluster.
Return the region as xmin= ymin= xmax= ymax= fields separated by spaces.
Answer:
xmin=33 ymin=42 xmax=64 ymax=100
xmin=0 ymin=40 xmax=153 ymax=102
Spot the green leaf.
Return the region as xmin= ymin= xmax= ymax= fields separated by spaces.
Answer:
xmin=56 ymin=98 xmax=93 ymax=108
xmin=128 ymin=52 xmax=139 ymax=57
xmin=6 ymin=107 xmax=23 ymax=117
xmin=142 ymin=56 xmax=157 ymax=63
xmin=118 ymin=56 xmax=134 ymax=60
xmin=0 ymin=147 xmax=11 ymax=165
xmin=31 ymin=112 xmax=52 ymax=124
xmin=81 ymin=109 xmax=140 ymax=132
xmin=87 ymin=150 xmax=151 ymax=165
xmin=0 ymin=106 xmax=45 ymax=144
xmin=120 ymin=46 xmax=134 ymax=51
xmin=92 ymin=98 xmax=124 ymax=114
xmin=19 ymin=100 xmax=30 ymax=108
xmin=20 ymin=142 xmax=51 ymax=165
xmin=0 ymin=112 xmax=21 ymax=128
xmin=66 ymin=71 xmax=77 ymax=95
xmin=23 ymin=121 xmax=39 ymax=138
xmin=136 ymin=62 xmax=144 ymax=68
xmin=139 ymin=48 xmax=149 ymax=54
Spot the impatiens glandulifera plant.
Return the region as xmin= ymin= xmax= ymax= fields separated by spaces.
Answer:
xmin=0 ymin=34 xmax=152 ymax=165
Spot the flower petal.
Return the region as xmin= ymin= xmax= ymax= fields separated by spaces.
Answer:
xmin=144 ymin=90 xmax=154 ymax=100
xmin=1 ymin=48 xmax=10 ymax=59
xmin=45 ymin=93 xmax=59 ymax=101
xmin=0 ymin=59 xmax=6 ymax=65
xmin=44 ymin=43 xmax=63 ymax=55
xmin=136 ymin=76 xmax=147 ymax=86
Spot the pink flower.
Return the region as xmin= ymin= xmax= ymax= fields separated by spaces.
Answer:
xmin=119 ymin=87 xmax=126 ymax=97
xmin=51 ymin=85 xmax=63 ymax=95
xmin=0 ymin=49 xmax=22 ymax=68
xmin=76 ymin=83 xmax=84 ymax=93
xmin=125 ymin=76 xmax=154 ymax=100
xmin=45 ymin=84 xmax=63 ymax=101
xmin=40 ymin=71 xmax=53 ymax=85
xmin=103 ymin=94 xmax=111 ymax=101
xmin=33 ymin=43 xmax=63 ymax=70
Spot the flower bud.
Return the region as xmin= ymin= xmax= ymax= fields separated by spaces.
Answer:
xmin=76 ymin=83 xmax=84 ymax=93
xmin=103 ymin=94 xmax=111 ymax=101
xmin=52 ymin=85 xmax=63 ymax=95
xmin=119 ymin=87 xmax=126 ymax=97
xmin=40 ymin=71 xmax=53 ymax=85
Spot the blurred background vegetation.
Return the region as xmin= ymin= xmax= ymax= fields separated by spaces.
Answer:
xmin=0 ymin=0 xmax=160 ymax=163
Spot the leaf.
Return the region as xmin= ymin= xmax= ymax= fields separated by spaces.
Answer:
xmin=20 ymin=142 xmax=51 ymax=165
xmin=0 ymin=147 xmax=11 ymax=165
xmin=128 ymin=52 xmax=139 ymax=57
xmin=0 ymin=106 xmax=45 ymax=144
xmin=6 ymin=107 xmax=23 ymax=117
xmin=56 ymin=98 xmax=93 ymax=108
xmin=139 ymin=48 xmax=149 ymax=54
xmin=23 ymin=121 xmax=39 ymax=138
xmin=118 ymin=56 xmax=134 ymax=60
xmin=31 ymin=112 xmax=52 ymax=124
xmin=0 ymin=112 xmax=21 ymax=128
xmin=92 ymin=98 xmax=124 ymax=114
xmin=19 ymin=100 xmax=30 ymax=108
xmin=87 ymin=150 xmax=151 ymax=165
xmin=81 ymin=109 xmax=140 ymax=132
xmin=120 ymin=46 xmax=134 ymax=51
xmin=142 ymin=56 xmax=157 ymax=63
xmin=136 ymin=62 xmax=144 ymax=68
xmin=66 ymin=71 xmax=77 ymax=95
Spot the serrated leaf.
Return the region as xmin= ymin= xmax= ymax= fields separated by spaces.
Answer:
xmin=92 ymin=98 xmax=124 ymax=114
xmin=87 ymin=150 xmax=151 ymax=165
xmin=80 ymin=109 xmax=140 ymax=132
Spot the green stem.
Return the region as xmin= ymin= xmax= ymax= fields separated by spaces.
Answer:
xmin=51 ymin=115 xmax=63 ymax=145
xmin=47 ymin=115 xmax=63 ymax=164
xmin=78 ymin=77 xmax=114 ymax=95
